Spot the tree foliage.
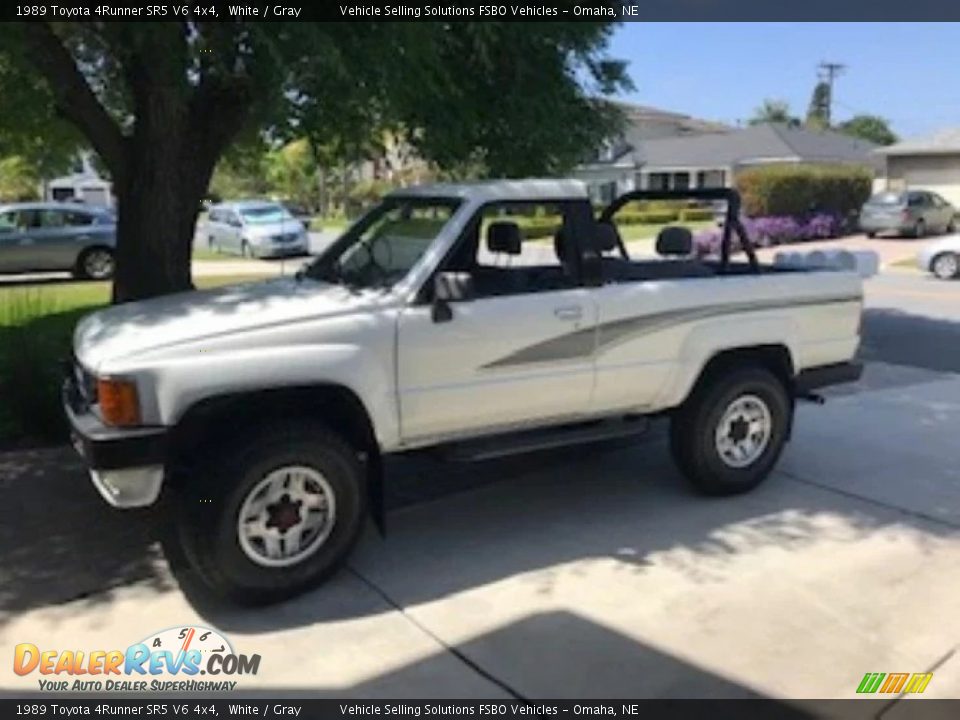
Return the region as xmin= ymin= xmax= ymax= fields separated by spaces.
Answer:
xmin=805 ymin=81 xmax=831 ymax=131
xmin=749 ymin=99 xmax=800 ymax=127
xmin=837 ymin=114 xmax=898 ymax=146
xmin=0 ymin=21 xmax=630 ymax=300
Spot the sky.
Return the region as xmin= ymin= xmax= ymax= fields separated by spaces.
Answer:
xmin=608 ymin=23 xmax=960 ymax=138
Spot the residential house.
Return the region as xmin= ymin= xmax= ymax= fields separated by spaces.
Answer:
xmin=574 ymin=101 xmax=731 ymax=203
xmin=874 ymin=128 xmax=960 ymax=206
xmin=44 ymin=154 xmax=114 ymax=208
xmin=575 ymin=115 xmax=879 ymax=204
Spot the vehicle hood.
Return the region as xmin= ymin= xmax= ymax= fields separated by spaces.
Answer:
xmin=242 ymin=219 xmax=305 ymax=238
xmin=74 ymin=277 xmax=374 ymax=371
xmin=919 ymin=234 xmax=960 ymax=256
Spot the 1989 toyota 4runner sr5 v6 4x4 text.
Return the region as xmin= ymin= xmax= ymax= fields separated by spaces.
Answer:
xmin=64 ymin=181 xmax=863 ymax=604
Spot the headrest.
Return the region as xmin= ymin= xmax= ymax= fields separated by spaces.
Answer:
xmin=656 ymin=226 xmax=694 ymax=256
xmin=554 ymin=227 xmax=572 ymax=262
xmin=487 ymin=221 xmax=522 ymax=255
xmin=595 ymin=222 xmax=620 ymax=253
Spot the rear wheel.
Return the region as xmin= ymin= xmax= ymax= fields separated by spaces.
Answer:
xmin=913 ymin=219 xmax=926 ymax=239
xmin=173 ymin=421 xmax=367 ymax=604
xmin=670 ymin=366 xmax=791 ymax=496
xmin=75 ymin=247 xmax=115 ymax=280
xmin=932 ymin=252 xmax=960 ymax=280
xmin=866 ymin=231 xmax=876 ymax=239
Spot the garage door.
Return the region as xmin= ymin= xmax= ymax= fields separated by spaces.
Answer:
xmin=896 ymin=155 xmax=960 ymax=207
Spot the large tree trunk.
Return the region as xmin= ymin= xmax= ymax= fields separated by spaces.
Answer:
xmin=110 ymin=88 xmax=234 ymax=303
xmin=112 ymin=146 xmax=210 ymax=303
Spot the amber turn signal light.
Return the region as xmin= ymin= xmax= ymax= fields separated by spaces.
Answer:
xmin=97 ymin=378 xmax=141 ymax=427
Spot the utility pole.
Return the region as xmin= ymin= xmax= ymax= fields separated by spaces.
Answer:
xmin=816 ymin=61 xmax=846 ymax=126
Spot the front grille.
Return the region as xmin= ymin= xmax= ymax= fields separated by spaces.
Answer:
xmin=63 ymin=356 xmax=97 ymax=413
xmin=272 ymin=233 xmax=299 ymax=244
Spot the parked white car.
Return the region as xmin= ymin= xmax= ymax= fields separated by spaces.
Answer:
xmin=64 ymin=180 xmax=864 ymax=604
xmin=917 ymin=235 xmax=960 ymax=280
xmin=205 ymin=200 xmax=308 ymax=258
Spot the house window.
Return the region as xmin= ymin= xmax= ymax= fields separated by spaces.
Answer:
xmin=648 ymin=173 xmax=669 ymax=191
xmin=600 ymin=181 xmax=617 ymax=204
xmin=696 ymin=170 xmax=726 ymax=189
xmin=647 ymin=172 xmax=691 ymax=191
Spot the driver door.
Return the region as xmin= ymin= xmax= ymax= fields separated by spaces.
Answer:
xmin=396 ymin=202 xmax=598 ymax=444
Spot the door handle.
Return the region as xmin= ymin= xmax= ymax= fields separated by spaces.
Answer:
xmin=554 ymin=305 xmax=583 ymax=321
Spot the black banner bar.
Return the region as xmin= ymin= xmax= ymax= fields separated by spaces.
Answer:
xmin=5 ymin=1 xmax=960 ymax=22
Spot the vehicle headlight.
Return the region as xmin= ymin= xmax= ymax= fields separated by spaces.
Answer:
xmin=97 ymin=377 xmax=141 ymax=426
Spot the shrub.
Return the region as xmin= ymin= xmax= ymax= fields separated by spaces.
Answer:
xmin=693 ymin=212 xmax=844 ymax=257
xmin=635 ymin=210 xmax=680 ymax=224
xmin=0 ymin=157 xmax=41 ymax=202
xmin=736 ymin=165 xmax=873 ymax=217
xmin=679 ymin=208 xmax=715 ymax=222
xmin=0 ymin=291 xmax=86 ymax=445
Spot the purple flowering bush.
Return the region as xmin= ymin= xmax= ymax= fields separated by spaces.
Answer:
xmin=692 ymin=212 xmax=843 ymax=258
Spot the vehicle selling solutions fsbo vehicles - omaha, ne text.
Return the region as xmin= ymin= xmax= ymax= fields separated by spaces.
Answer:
xmin=64 ymin=180 xmax=864 ymax=604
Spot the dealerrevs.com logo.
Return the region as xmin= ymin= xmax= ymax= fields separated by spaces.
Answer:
xmin=14 ymin=626 xmax=261 ymax=692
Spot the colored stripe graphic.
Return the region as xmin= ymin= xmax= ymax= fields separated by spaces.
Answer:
xmin=904 ymin=673 xmax=933 ymax=694
xmin=857 ymin=673 xmax=886 ymax=694
xmin=880 ymin=673 xmax=909 ymax=693
xmin=857 ymin=672 xmax=932 ymax=694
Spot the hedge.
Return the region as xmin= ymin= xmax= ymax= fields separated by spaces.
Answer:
xmin=736 ymin=165 xmax=873 ymax=217
xmin=678 ymin=208 xmax=715 ymax=222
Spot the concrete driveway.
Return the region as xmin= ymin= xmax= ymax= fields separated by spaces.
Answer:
xmin=1 ymin=275 xmax=958 ymax=702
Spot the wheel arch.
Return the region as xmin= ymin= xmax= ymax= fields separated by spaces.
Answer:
xmin=688 ymin=345 xmax=795 ymax=399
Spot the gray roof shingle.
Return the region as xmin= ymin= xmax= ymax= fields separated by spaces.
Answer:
xmin=636 ymin=124 xmax=878 ymax=168
xmin=877 ymin=128 xmax=960 ymax=155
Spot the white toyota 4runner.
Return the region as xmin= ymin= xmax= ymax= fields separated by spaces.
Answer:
xmin=64 ymin=181 xmax=863 ymax=604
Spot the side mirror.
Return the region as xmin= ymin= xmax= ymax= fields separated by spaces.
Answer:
xmin=432 ymin=271 xmax=474 ymax=323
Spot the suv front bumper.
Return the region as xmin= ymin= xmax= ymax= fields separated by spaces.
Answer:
xmin=62 ymin=377 xmax=168 ymax=508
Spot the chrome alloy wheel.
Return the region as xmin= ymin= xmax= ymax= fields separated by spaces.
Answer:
xmin=237 ymin=466 xmax=336 ymax=568
xmin=714 ymin=394 xmax=773 ymax=469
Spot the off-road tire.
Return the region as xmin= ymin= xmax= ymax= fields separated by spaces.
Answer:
xmin=174 ymin=421 xmax=366 ymax=605
xmin=669 ymin=366 xmax=791 ymax=496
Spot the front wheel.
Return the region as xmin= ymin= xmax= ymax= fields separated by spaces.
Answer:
xmin=932 ymin=252 xmax=960 ymax=280
xmin=75 ymin=247 xmax=115 ymax=280
xmin=174 ymin=422 xmax=367 ymax=604
xmin=670 ymin=367 xmax=791 ymax=496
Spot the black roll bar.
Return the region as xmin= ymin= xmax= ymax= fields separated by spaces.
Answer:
xmin=597 ymin=188 xmax=759 ymax=274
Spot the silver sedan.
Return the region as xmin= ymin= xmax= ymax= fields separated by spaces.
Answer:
xmin=0 ymin=202 xmax=117 ymax=279
xmin=917 ymin=234 xmax=960 ymax=280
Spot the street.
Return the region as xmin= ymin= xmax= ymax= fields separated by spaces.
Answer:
xmin=1 ymin=267 xmax=958 ymax=702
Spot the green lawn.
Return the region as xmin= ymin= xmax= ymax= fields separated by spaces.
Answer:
xmin=309 ymin=217 xmax=350 ymax=233
xmin=0 ymin=274 xmax=268 ymax=448
xmin=191 ymin=246 xmax=254 ymax=261
xmin=617 ymin=219 xmax=716 ymax=242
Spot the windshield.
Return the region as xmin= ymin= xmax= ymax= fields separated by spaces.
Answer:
xmin=239 ymin=204 xmax=294 ymax=224
xmin=867 ymin=192 xmax=905 ymax=206
xmin=303 ymin=196 xmax=461 ymax=289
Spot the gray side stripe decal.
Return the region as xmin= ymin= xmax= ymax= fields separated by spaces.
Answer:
xmin=481 ymin=294 xmax=861 ymax=369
